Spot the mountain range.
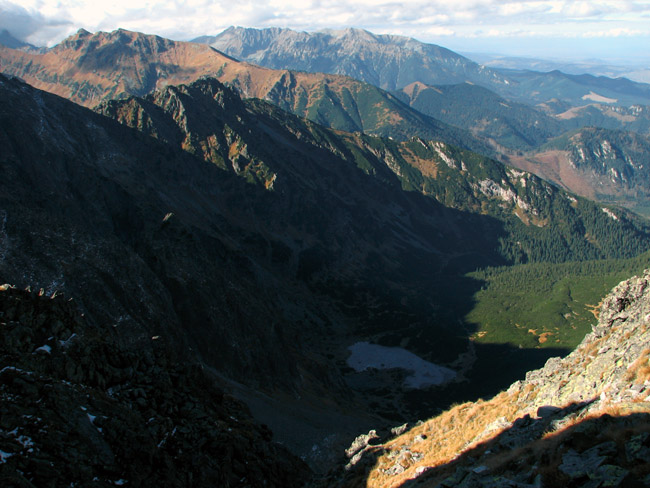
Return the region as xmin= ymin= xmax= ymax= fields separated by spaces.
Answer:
xmin=6 ymin=27 xmax=650 ymax=217
xmin=194 ymin=26 xmax=650 ymax=108
xmin=466 ymin=52 xmax=650 ymax=84
xmin=190 ymin=26 xmax=650 ymax=214
xmin=2 ymin=23 xmax=650 ymax=486
xmin=0 ymin=28 xmax=492 ymax=156
xmin=3 ymin=63 xmax=650 ymax=466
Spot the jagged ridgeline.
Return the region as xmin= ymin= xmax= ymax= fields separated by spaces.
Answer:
xmin=193 ymin=26 xmax=650 ymax=107
xmin=0 ymin=28 xmax=492 ymax=157
xmin=96 ymin=76 xmax=650 ymax=267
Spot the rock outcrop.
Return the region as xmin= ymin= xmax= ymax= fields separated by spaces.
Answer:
xmin=330 ymin=270 xmax=650 ymax=488
xmin=0 ymin=285 xmax=310 ymax=487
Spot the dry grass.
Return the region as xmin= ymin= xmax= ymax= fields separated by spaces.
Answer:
xmin=625 ymin=348 xmax=650 ymax=383
xmin=365 ymin=387 xmax=538 ymax=488
xmin=400 ymin=148 xmax=439 ymax=179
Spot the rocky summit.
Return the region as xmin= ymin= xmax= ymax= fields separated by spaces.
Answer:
xmin=326 ymin=270 xmax=650 ymax=487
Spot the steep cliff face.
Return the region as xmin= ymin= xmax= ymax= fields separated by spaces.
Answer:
xmin=0 ymin=285 xmax=310 ymax=487
xmin=333 ymin=271 xmax=650 ymax=487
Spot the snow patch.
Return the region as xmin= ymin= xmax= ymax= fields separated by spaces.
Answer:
xmin=347 ymin=342 xmax=456 ymax=388
xmin=0 ymin=450 xmax=14 ymax=463
xmin=34 ymin=344 xmax=52 ymax=354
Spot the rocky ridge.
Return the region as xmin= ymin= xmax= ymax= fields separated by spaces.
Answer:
xmin=193 ymin=26 xmax=650 ymax=108
xmin=0 ymin=28 xmax=489 ymax=155
xmin=509 ymin=127 xmax=650 ymax=216
xmin=0 ymin=284 xmax=310 ymax=487
xmin=193 ymin=26 xmax=502 ymax=93
xmin=329 ymin=271 xmax=650 ymax=487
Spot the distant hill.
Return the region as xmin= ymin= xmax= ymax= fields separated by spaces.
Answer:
xmin=465 ymin=52 xmax=650 ymax=84
xmin=194 ymin=26 xmax=650 ymax=108
xmin=394 ymin=81 xmax=565 ymax=150
xmin=552 ymin=102 xmax=650 ymax=136
xmin=0 ymin=28 xmax=38 ymax=50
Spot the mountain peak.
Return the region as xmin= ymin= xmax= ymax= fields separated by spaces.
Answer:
xmin=0 ymin=29 xmax=37 ymax=50
xmin=319 ymin=26 xmax=376 ymax=40
xmin=193 ymin=25 xmax=484 ymax=91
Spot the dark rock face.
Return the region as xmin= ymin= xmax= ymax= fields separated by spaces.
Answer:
xmin=0 ymin=285 xmax=310 ymax=487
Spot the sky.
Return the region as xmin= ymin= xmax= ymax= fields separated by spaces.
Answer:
xmin=2 ymin=0 xmax=650 ymax=65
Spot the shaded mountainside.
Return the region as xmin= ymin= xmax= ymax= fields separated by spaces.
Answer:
xmin=0 ymin=28 xmax=491 ymax=156
xmin=95 ymin=76 xmax=650 ymax=266
xmin=0 ymin=285 xmax=309 ymax=487
xmin=193 ymin=26 xmax=650 ymax=108
xmin=95 ymin=75 xmax=650 ymax=410
xmin=508 ymin=127 xmax=650 ymax=216
xmin=3 ymin=73 xmax=650 ymax=470
xmin=327 ymin=270 xmax=650 ymax=488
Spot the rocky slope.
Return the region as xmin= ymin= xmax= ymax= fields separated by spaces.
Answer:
xmin=509 ymin=127 xmax=650 ymax=216
xmin=328 ymin=270 xmax=650 ymax=487
xmin=193 ymin=26 xmax=650 ymax=108
xmin=0 ymin=28 xmax=490 ymax=155
xmin=0 ymin=284 xmax=309 ymax=487
xmin=3 ymin=71 xmax=650 ymax=471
